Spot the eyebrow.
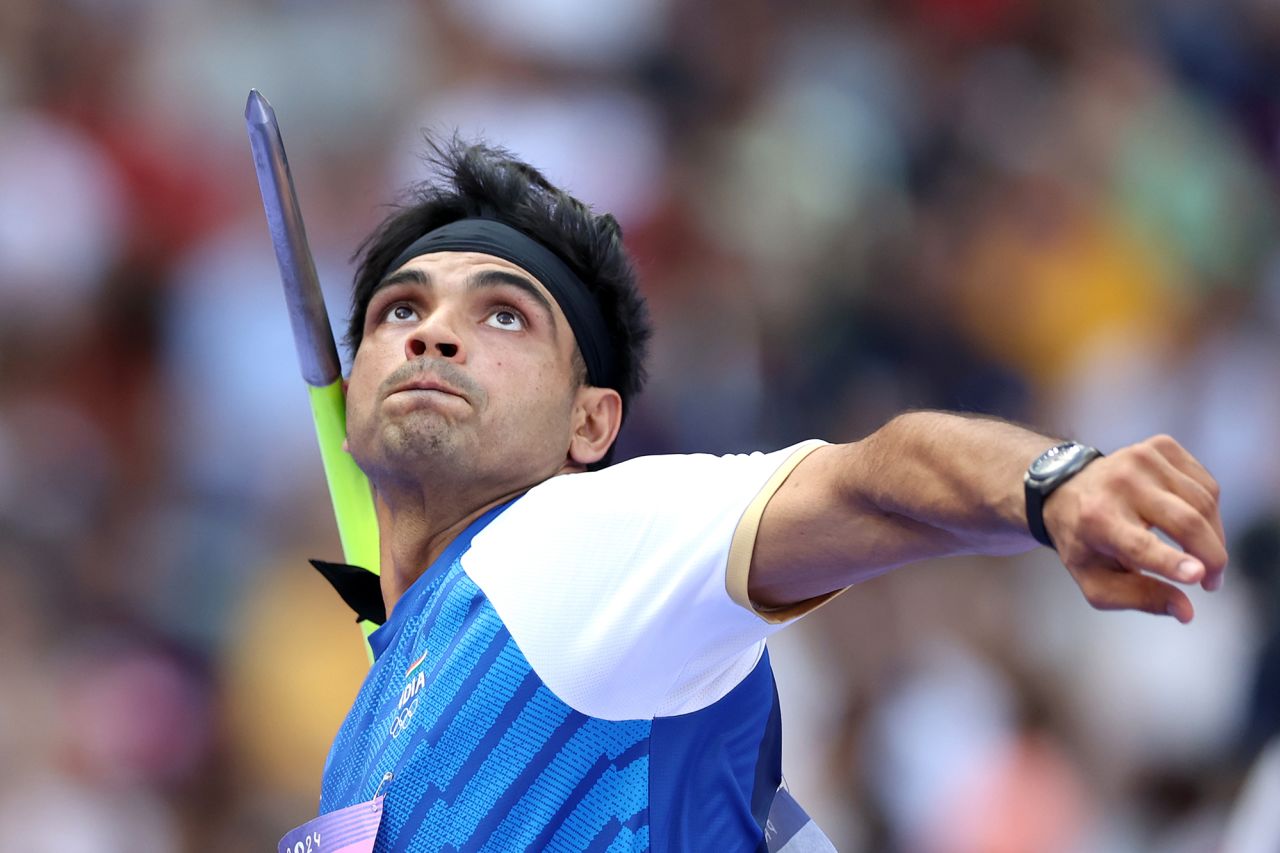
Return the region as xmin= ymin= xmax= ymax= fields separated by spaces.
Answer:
xmin=467 ymin=269 xmax=556 ymax=328
xmin=371 ymin=267 xmax=557 ymax=329
xmin=376 ymin=268 xmax=428 ymax=292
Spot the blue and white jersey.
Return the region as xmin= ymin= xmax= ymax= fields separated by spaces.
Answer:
xmin=319 ymin=441 xmax=833 ymax=852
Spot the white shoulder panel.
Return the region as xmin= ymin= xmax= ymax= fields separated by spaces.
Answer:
xmin=461 ymin=443 xmax=824 ymax=721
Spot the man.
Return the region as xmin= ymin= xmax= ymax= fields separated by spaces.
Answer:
xmin=313 ymin=138 xmax=1227 ymax=851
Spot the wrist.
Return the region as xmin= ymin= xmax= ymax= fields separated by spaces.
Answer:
xmin=1024 ymin=442 xmax=1103 ymax=550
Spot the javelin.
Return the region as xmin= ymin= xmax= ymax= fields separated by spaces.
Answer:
xmin=244 ymin=89 xmax=381 ymax=652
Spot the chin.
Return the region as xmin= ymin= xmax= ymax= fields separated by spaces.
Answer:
xmin=389 ymin=425 xmax=453 ymax=460
xmin=354 ymin=421 xmax=457 ymax=477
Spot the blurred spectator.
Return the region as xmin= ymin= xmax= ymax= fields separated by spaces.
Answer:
xmin=3 ymin=0 xmax=1278 ymax=849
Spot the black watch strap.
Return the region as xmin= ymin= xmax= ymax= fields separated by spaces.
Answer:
xmin=1026 ymin=488 xmax=1055 ymax=550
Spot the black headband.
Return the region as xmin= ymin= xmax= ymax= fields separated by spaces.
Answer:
xmin=382 ymin=218 xmax=614 ymax=388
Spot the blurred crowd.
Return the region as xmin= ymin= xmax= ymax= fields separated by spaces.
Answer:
xmin=1 ymin=0 xmax=1278 ymax=850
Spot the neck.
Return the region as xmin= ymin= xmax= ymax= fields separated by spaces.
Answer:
xmin=370 ymin=460 xmax=580 ymax=616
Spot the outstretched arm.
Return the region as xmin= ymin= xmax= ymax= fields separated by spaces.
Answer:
xmin=749 ymin=412 xmax=1227 ymax=622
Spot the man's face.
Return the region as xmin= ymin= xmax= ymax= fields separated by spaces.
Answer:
xmin=344 ymin=251 xmax=585 ymax=493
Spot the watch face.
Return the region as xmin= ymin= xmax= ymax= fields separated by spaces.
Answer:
xmin=1030 ymin=443 xmax=1080 ymax=479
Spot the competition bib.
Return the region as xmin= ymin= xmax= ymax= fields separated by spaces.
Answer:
xmin=279 ymin=794 xmax=385 ymax=853
xmin=765 ymin=785 xmax=838 ymax=852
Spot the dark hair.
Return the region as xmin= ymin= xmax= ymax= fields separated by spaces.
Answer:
xmin=347 ymin=136 xmax=650 ymax=432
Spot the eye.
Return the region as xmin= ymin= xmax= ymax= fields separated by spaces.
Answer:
xmin=485 ymin=308 xmax=526 ymax=331
xmin=384 ymin=303 xmax=418 ymax=323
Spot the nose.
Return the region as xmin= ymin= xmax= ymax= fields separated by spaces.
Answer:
xmin=404 ymin=310 xmax=463 ymax=362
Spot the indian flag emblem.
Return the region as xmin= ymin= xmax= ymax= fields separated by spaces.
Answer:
xmin=405 ymin=650 xmax=428 ymax=679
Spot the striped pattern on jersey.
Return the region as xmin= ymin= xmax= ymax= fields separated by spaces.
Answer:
xmin=318 ymin=502 xmax=782 ymax=852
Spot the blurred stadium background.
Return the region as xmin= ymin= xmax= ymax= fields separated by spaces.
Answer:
xmin=1 ymin=0 xmax=1278 ymax=850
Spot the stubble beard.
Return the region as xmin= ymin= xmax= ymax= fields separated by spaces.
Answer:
xmin=358 ymin=410 xmax=468 ymax=491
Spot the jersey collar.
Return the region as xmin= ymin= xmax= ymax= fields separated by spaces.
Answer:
xmin=308 ymin=497 xmax=520 ymax=656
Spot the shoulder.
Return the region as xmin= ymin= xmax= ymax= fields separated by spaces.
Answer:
xmin=504 ymin=442 xmax=828 ymax=524
xmin=467 ymin=442 xmax=828 ymax=583
xmin=457 ymin=442 xmax=825 ymax=720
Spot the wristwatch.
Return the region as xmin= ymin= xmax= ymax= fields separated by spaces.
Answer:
xmin=1024 ymin=441 xmax=1103 ymax=550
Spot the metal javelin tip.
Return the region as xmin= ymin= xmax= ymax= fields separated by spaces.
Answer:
xmin=245 ymin=89 xmax=273 ymax=125
xmin=245 ymin=91 xmax=343 ymax=387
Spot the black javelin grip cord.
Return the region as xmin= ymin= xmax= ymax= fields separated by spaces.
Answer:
xmin=244 ymin=89 xmax=342 ymax=388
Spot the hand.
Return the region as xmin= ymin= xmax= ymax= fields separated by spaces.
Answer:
xmin=1042 ymin=435 xmax=1227 ymax=624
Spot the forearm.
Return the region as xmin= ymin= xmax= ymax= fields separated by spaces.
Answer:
xmin=750 ymin=412 xmax=1059 ymax=608
xmin=751 ymin=411 xmax=1225 ymax=621
xmin=852 ymin=411 xmax=1059 ymax=555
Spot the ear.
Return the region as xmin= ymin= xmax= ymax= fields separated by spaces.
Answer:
xmin=567 ymin=386 xmax=623 ymax=467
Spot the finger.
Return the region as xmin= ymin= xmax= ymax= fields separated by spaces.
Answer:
xmin=1147 ymin=451 xmax=1225 ymax=542
xmin=1095 ymin=512 xmax=1208 ymax=586
xmin=1072 ymin=557 xmax=1195 ymax=623
xmin=1149 ymin=436 xmax=1222 ymax=524
xmin=1146 ymin=449 xmax=1228 ymax=591
xmin=1136 ymin=491 xmax=1228 ymax=581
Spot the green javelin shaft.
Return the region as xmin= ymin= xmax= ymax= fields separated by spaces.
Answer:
xmin=244 ymin=89 xmax=380 ymax=656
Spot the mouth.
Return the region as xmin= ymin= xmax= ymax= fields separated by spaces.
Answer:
xmin=386 ymin=377 xmax=469 ymax=405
